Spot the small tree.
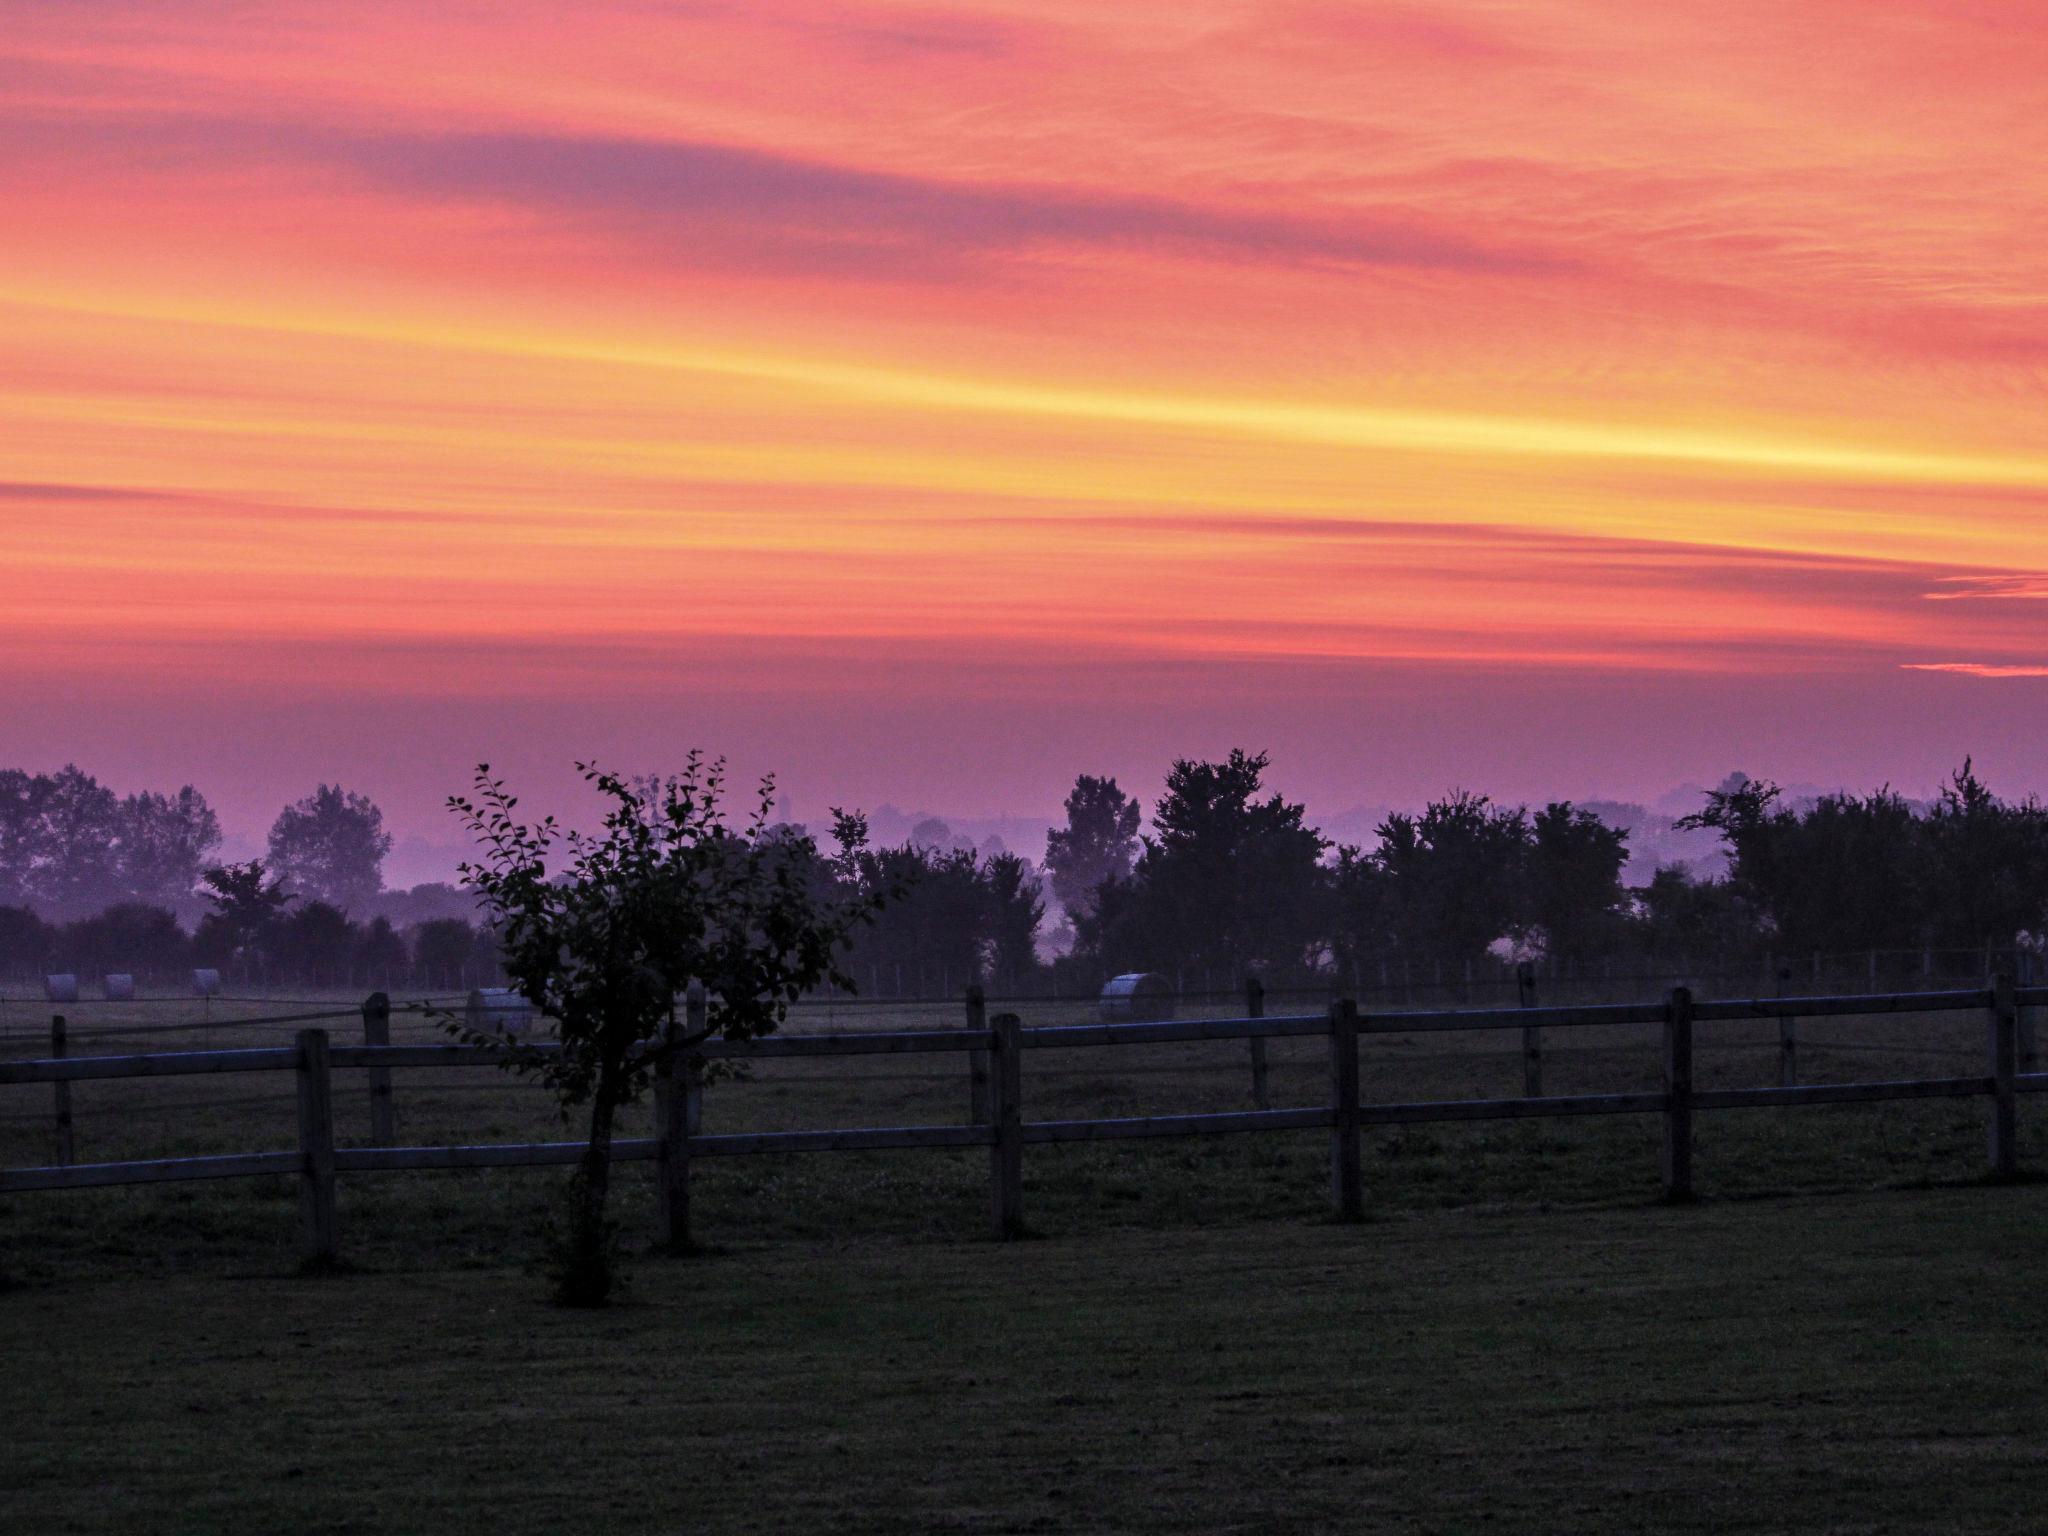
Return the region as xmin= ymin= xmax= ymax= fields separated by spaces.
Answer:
xmin=195 ymin=860 xmax=296 ymax=976
xmin=450 ymin=758 xmax=878 ymax=1305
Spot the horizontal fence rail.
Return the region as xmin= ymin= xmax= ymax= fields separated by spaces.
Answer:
xmin=3 ymin=982 xmax=2044 ymax=1264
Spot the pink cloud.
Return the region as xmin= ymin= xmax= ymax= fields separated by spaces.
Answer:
xmin=1900 ymin=663 xmax=2048 ymax=678
xmin=1924 ymin=576 xmax=2048 ymax=601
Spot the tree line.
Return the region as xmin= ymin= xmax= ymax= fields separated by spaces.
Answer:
xmin=0 ymin=768 xmax=489 ymax=987
xmin=1058 ymin=754 xmax=2048 ymax=991
xmin=4 ymin=754 xmax=2046 ymax=995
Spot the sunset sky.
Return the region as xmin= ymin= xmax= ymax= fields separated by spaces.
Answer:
xmin=4 ymin=1 xmax=2045 ymax=861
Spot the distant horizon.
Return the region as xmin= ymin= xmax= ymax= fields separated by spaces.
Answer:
xmin=36 ymin=750 xmax=2025 ymax=894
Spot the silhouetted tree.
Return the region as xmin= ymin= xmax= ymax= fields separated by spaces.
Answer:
xmin=272 ymin=901 xmax=356 ymax=987
xmin=1327 ymin=844 xmax=1392 ymax=985
xmin=0 ymin=905 xmax=51 ymax=978
xmin=1087 ymin=751 xmax=1327 ymax=982
xmin=1631 ymin=866 xmax=1751 ymax=962
xmin=982 ymin=851 xmax=1046 ymax=990
xmin=1523 ymin=802 xmax=1631 ymax=967
xmin=840 ymin=842 xmax=985 ymax=993
xmin=1044 ymin=775 xmax=1141 ymax=921
xmin=59 ymin=903 xmax=188 ymax=979
xmin=194 ymin=860 xmax=296 ymax=975
xmin=1375 ymin=792 xmax=1529 ymax=971
xmin=0 ymin=768 xmax=220 ymax=920
xmin=0 ymin=766 xmax=121 ymax=920
xmin=117 ymin=787 xmax=222 ymax=913
xmin=368 ymin=882 xmax=480 ymax=929
xmin=1920 ymin=759 xmax=2048 ymax=950
xmin=1680 ymin=778 xmax=1922 ymax=956
xmin=268 ymin=784 xmax=392 ymax=912
xmin=355 ymin=914 xmax=409 ymax=984
xmin=449 ymin=757 xmax=878 ymax=1305
xmin=412 ymin=917 xmax=477 ymax=986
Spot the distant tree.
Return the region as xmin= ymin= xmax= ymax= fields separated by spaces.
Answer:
xmin=1044 ymin=776 xmax=1142 ymax=921
xmin=1523 ymin=803 xmax=1630 ymax=967
xmin=59 ymin=903 xmax=189 ymax=979
xmin=355 ymin=914 xmax=409 ymax=984
xmin=838 ymin=841 xmax=984 ymax=994
xmin=1327 ymin=843 xmax=1392 ymax=985
xmin=0 ymin=768 xmax=220 ymax=920
xmin=1920 ymin=759 xmax=2048 ymax=950
xmin=412 ymin=917 xmax=477 ymax=986
xmin=0 ymin=766 xmax=123 ymax=920
xmin=1681 ymin=778 xmax=1923 ymax=956
xmin=116 ymin=787 xmax=222 ymax=911
xmin=0 ymin=905 xmax=51 ymax=978
xmin=273 ymin=901 xmax=357 ymax=986
xmin=268 ymin=785 xmax=392 ymax=911
xmin=909 ymin=817 xmax=960 ymax=852
xmin=467 ymin=920 xmax=506 ymax=984
xmin=1089 ymin=751 xmax=1328 ymax=982
xmin=981 ymin=852 xmax=1046 ymax=989
xmin=449 ymin=758 xmax=880 ymax=1305
xmin=1631 ymin=866 xmax=1751 ymax=961
xmin=367 ymin=882 xmax=481 ymax=929
xmin=1374 ymin=792 xmax=1529 ymax=971
xmin=194 ymin=860 xmax=296 ymax=973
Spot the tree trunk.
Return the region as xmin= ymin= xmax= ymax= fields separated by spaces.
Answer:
xmin=561 ymin=1070 xmax=620 ymax=1306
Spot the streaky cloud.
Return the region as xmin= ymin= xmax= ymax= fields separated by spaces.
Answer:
xmin=1900 ymin=662 xmax=2048 ymax=678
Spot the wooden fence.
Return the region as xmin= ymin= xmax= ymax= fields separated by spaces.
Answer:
xmin=2 ymin=980 xmax=2044 ymax=1267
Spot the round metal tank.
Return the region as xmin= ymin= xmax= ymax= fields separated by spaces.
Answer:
xmin=44 ymin=974 xmax=79 ymax=1003
xmin=192 ymin=969 xmax=222 ymax=998
xmin=467 ymin=987 xmax=537 ymax=1038
xmin=1099 ymin=972 xmax=1175 ymax=1023
xmin=103 ymin=973 xmax=136 ymax=1001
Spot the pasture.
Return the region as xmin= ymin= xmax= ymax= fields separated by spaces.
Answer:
xmin=4 ymin=1188 xmax=2047 ymax=1533
xmin=5 ymin=987 xmax=2047 ymax=1532
xmin=1 ymin=983 xmax=2041 ymax=1277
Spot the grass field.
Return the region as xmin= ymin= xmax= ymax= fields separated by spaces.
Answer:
xmin=4 ymin=988 xmax=2046 ymax=1531
xmin=4 ymin=1188 xmax=2047 ymax=1533
xmin=2 ymin=985 xmax=2042 ymax=1277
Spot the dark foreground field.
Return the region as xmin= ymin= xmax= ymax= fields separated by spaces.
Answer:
xmin=5 ymin=992 xmax=2046 ymax=1531
xmin=4 ymin=1187 xmax=2046 ymax=1534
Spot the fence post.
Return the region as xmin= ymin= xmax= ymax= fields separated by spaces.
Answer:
xmin=1776 ymin=965 xmax=1798 ymax=1088
xmin=1662 ymin=987 xmax=1694 ymax=1202
xmin=361 ymin=992 xmax=394 ymax=1144
xmin=295 ymin=1028 xmax=339 ymax=1267
xmin=966 ymin=985 xmax=991 ymax=1126
xmin=1517 ymin=963 xmax=1541 ymax=1097
xmin=1327 ymin=998 xmax=1362 ymax=1221
xmin=989 ymin=1010 xmax=1023 ymax=1238
xmin=1990 ymin=973 xmax=2018 ymax=1181
xmin=1245 ymin=976 xmax=1270 ymax=1110
xmin=51 ymin=1014 xmax=73 ymax=1166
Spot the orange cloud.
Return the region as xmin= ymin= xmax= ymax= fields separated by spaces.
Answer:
xmin=3 ymin=0 xmax=2047 ymax=824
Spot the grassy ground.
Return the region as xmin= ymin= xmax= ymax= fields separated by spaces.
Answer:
xmin=5 ymin=1187 xmax=2047 ymax=1534
xmin=1 ymin=987 xmax=2040 ymax=1280
xmin=5 ymin=990 xmax=2046 ymax=1531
